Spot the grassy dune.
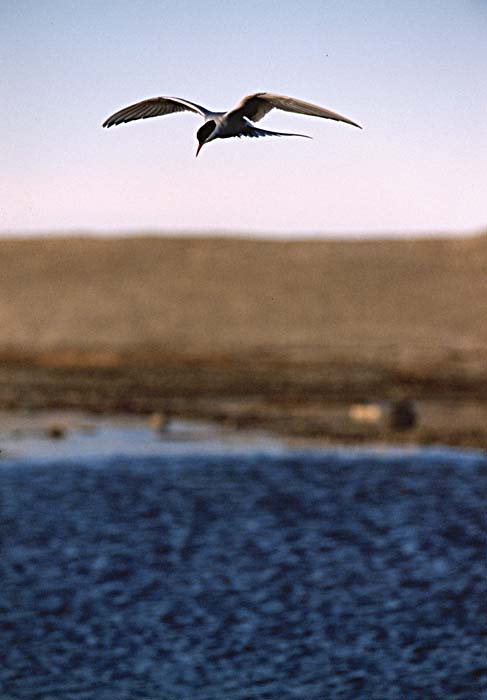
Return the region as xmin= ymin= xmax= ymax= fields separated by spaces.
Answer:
xmin=1 ymin=233 xmax=486 ymax=367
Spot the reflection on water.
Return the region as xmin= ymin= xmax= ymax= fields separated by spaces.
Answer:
xmin=1 ymin=418 xmax=486 ymax=699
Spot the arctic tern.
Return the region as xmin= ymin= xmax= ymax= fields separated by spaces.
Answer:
xmin=102 ymin=92 xmax=361 ymax=156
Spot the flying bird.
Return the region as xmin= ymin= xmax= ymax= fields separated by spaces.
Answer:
xmin=102 ymin=92 xmax=361 ymax=156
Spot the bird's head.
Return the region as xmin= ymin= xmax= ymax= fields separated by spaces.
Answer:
xmin=196 ymin=120 xmax=216 ymax=157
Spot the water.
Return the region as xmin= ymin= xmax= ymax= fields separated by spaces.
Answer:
xmin=1 ymin=421 xmax=487 ymax=699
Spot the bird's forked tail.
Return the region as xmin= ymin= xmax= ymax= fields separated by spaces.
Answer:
xmin=241 ymin=125 xmax=312 ymax=139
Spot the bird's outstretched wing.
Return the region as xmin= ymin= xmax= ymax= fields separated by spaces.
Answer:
xmin=229 ymin=93 xmax=361 ymax=129
xmin=102 ymin=96 xmax=209 ymax=128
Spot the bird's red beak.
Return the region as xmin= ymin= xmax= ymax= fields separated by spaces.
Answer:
xmin=196 ymin=142 xmax=203 ymax=157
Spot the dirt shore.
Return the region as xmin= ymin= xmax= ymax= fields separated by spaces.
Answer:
xmin=1 ymin=234 xmax=486 ymax=448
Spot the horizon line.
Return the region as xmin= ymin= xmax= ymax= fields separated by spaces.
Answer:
xmin=0 ymin=226 xmax=486 ymax=242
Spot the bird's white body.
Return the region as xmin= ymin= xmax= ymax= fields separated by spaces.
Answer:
xmin=103 ymin=92 xmax=361 ymax=155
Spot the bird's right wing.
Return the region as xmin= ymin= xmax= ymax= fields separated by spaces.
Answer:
xmin=102 ymin=96 xmax=209 ymax=128
xmin=229 ymin=92 xmax=362 ymax=129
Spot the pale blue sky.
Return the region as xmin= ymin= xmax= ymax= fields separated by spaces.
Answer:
xmin=2 ymin=1 xmax=486 ymax=236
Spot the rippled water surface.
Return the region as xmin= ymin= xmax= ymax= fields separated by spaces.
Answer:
xmin=1 ymin=439 xmax=487 ymax=699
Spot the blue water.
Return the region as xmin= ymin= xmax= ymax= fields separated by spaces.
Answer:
xmin=1 ymin=446 xmax=487 ymax=699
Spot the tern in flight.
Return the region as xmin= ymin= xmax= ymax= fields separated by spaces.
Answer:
xmin=102 ymin=92 xmax=361 ymax=156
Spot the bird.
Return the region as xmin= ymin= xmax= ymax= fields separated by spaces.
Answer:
xmin=102 ymin=92 xmax=361 ymax=156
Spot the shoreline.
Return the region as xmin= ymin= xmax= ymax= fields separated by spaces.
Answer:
xmin=1 ymin=234 xmax=486 ymax=449
xmin=1 ymin=355 xmax=486 ymax=449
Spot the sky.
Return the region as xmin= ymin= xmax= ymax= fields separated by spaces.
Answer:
xmin=1 ymin=0 xmax=486 ymax=237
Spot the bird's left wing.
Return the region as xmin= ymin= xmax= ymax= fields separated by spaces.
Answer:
xmin=102 ymin=96 xmax=209 ymax=128
xmin=228 ymin=93 xmax=362 ymax=129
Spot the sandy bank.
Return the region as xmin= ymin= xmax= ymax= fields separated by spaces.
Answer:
xmin=1 ymin=234 xmax=486 ymax=447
